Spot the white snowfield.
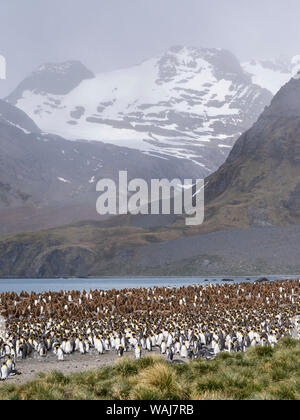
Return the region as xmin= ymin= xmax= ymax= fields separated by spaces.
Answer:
xmin=242 ymin=55 xmax=300 ymax=95
xmin=12 ymin=46 xmax=273 ymax=173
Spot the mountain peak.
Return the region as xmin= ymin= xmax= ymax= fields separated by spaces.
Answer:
xmin=6 ymin=60 xmax=94 ymax=104
xmin=262 ymin=70 xmax=300 ymax=119
xmin=156 ymin=45 xmax=251 ymax=87
xmin=34 ymin=60 xmax=91 ymax=76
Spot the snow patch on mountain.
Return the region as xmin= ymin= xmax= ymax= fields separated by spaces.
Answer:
xmin=57 ymin=177 xmax=71 ymax=184
xmin=243 ymin=55 xmax=300 ymax=95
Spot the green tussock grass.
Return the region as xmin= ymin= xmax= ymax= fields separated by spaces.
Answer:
xmin=0 ymin=339 xmax=299 ymax=400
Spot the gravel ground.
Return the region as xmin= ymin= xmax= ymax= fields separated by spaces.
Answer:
xmin=1 ymin=349 xmax=183 ymax=386
xmin=131 ymin=225 xmax=300 ymax=275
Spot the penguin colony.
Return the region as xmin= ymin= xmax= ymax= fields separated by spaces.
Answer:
xmin=0 ymin=280 xmax=299 ymax=380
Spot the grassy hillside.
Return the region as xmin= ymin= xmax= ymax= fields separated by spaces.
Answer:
xmin=0 ymin=217 xmax=188 ymax=277
xmin=3 ymin=220 xmax=300 ymax=276
xmin=204 ymin=121 xmax=300 ymax=231
xmin=0 ymin=338 xmax=299 ymax=400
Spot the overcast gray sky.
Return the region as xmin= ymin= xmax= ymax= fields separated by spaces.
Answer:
xmin=1 ymin=0 xmax=300 ymax=96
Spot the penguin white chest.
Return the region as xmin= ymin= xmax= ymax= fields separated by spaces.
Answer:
xmin=1 ymin=365 xmax=8 ymax=380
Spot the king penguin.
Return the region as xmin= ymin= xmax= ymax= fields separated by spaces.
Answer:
xmin=167 ymin=347 xmax=174 ymax=361
xmin=180 ymin=344 xmax=188 ymax=358
xmin=135 ymin=345 xmax=142 ymax=360
xmin=1 ymin=363 xmax=8 ymax=381
xmin=57 ymin=346 xmax=64 ymax=361
xmin=117 ymin=345 xmax=124 ymax=358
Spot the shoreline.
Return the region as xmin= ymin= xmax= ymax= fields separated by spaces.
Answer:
xmin=0 ymin=274 xmax=299 ymax=280
xmin=0 ymin=275 xmax=298 ymax=295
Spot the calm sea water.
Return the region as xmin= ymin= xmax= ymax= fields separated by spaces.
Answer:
xmin=0 ymin=276 xmax=297 ymax=294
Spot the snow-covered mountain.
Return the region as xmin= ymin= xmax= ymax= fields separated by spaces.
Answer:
xmin=242 ymin=56 xmax=300 ymax=95
xmin=6 ymin=46 xmax=272 ymax=177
